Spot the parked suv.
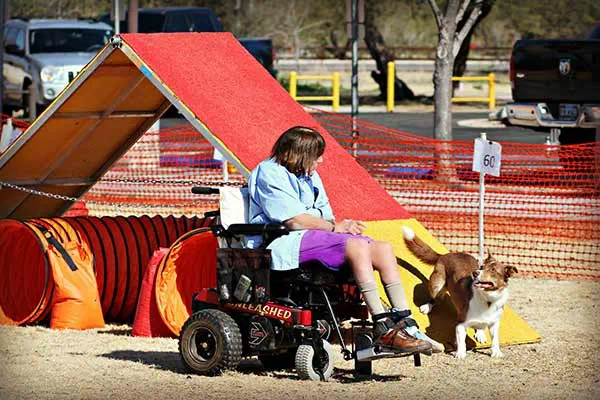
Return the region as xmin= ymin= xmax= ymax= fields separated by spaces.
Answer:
xmin=2 ymin=19 xmax=113 ymax=115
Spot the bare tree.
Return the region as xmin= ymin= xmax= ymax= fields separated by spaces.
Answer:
xmin=427 ymin=0 xmax=487 ymax=140
xmin=364 ymin=1 xmax=415 ymax=101
xmin=258 ymin=0 xmax=329 ymax=70
xmin=452 ymin=0 xmax=494 ymax=94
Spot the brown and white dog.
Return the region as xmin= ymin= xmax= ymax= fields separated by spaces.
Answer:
xmin=402 ymin=226 xmax=517 ymax=359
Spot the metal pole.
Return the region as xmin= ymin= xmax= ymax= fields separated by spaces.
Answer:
xmin=222 ymin=160 xmax=229 ymax=182
xmin=478 ymin=131 xmax=487 ymax=265
xmin=386 ymin=61 xmax=394 ymax=112
xmin=114 ymin=0 xmax=120 ymax=34
xmin=28 ymin=86 xmax=36 ymax=122
xmin=0 ymin=0 xmax=6 ymax=116
xmin=332 ymin=72 xmax=340 ymax=112
xmin=351 ymin=0 xmax=359 ymax=157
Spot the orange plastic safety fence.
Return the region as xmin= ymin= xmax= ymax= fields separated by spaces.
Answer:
xmin=82 ymin=123 xmax=245 ymax=216
xmin=312 ymin=110 xmax=599 ymax=281
xmin=9 ymin=113 xmax=597 ymax=280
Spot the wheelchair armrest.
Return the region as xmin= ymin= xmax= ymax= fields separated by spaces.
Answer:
xmin=227 ymin=223 xmax=289 ymax=237
xmin=211 ymin=223 xmax=290 ymax=244
xmin=204 ymin=210 xmax=220 ymax=218
xmin=191 ymin=186 xmax=220 ymax=195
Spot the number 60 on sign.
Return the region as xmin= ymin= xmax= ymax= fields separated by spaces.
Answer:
xmin=472 ymin=137 xmax=502 ymax=177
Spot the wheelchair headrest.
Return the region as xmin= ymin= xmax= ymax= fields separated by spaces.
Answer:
xmin=219 ymin=186 xmax=249 ymax=229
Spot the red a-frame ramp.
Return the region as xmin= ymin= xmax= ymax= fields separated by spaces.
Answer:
xmin=0 ymin=33 xmax=539 ymax=348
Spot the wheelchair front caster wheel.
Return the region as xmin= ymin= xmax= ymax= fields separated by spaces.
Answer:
xmin=295 ymin=339 xmax=334 ymax=381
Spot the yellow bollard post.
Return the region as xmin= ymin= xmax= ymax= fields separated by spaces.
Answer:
xmin=332 ymin=72 xmax=340 ymax=112
xmin=387 ymin=61 xmax=395 ymax=112
xmin=488 ymin=72 xmax=496 ymax=110
xmin=289 ymin=71 xmax=297 ymax=100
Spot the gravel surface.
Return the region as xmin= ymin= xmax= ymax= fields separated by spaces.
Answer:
xmin=1 ymin=277 xmax=598 ymax=400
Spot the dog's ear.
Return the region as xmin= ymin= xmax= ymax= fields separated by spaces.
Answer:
xmin=504 ymin=265 xmax=518 ymax=279
xmin=486 ymin=249 xmax=495 ymax=261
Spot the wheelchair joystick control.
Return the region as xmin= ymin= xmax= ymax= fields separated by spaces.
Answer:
xmin=234 ymin=274 xmax=252 ymax=302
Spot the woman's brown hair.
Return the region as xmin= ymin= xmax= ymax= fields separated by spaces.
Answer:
xmin=271 ymin=126 xmax=326 ymax=175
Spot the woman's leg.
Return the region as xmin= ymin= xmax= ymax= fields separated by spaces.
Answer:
xmin=345 ymin=237 xmax=434 ymax=353
xmin=345 ymin=238 xmax=386 ymax=315
xmin=370 ymin=240 xmax=445 ymax=352
xmin=370 ymin=240 xmax=410 ymax=311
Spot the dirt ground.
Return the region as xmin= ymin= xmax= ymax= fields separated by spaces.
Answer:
xmin=1 ymin=277 xmax=599 ymax=400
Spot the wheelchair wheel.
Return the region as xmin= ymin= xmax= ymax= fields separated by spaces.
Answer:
xmin=179 ymin=309 xmax=242 ymax=375
xmin=295 ymin=340 xmax=334 ymax=381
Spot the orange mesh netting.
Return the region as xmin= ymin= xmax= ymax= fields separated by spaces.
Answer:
xmin=6 ymin=113 xmax=597 ymax=280
xmin=82 ymin=123 xmax=245 ymax=217
xmin=312 ymin=110 xmax=599 ymax=280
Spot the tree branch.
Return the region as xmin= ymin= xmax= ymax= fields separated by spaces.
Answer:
xmin=453 ymin=2 xmax=483 ymax=56
xmin=295 ymin=20 xmax=329 ymax=35
xmin=427 ymin=0 xmax=443 ymax=30
xmin=455 ymin=0 xmax=472 ymax=26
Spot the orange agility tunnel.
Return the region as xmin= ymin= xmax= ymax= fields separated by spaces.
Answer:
xmin=0 ymin=220 xmax=54 ymax=326
xmin=0 ymin=215 xmax=212 ymax=327
xmin=154 ymin=228 xmax=219 ymax=336
xmin=132 ymin=247 xmax=172 ymax=338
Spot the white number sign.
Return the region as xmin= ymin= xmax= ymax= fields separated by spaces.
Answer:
xmin=472 ymin=137 xmax=502 ymax=177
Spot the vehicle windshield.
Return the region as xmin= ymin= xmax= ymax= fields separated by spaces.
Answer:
xmin=29 ymin=28 xmax=112 ymax=54
xmin=188 ymin=13 xmax=220 ymax=32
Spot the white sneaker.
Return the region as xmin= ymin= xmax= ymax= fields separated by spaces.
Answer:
xmin=404 ymin=325 xmax=445 ymax=353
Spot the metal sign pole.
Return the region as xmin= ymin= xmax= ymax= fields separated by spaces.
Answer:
xmin=478 ymin=134 xmax=486 ymax=265
xmin=473 ymin=131 xmax=502 ymax=265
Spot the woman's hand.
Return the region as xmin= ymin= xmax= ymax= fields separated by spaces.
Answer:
xmin=332 ymin=219 xmax=366 ymax=235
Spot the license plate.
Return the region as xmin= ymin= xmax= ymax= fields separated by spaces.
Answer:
xmin=559 ymin=104 xmax=578 ymax=120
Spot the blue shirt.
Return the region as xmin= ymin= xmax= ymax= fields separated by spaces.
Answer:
xmin=247 ymin=158 xmax=334 ymax=270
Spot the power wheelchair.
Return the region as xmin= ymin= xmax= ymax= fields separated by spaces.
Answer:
xmin=178 ymin=187 xmax=425 ymax=381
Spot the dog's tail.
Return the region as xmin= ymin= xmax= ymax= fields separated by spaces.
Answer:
xmin=402 ymin=226 xmax=442 ymax=265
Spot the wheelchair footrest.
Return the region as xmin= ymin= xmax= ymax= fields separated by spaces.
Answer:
xmin=356 ymin=345 xmax=428 ymax=362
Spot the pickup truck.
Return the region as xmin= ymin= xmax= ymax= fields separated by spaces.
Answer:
xmin=100 ymin=7 xmax=275 ymax=77
xmin=503 ymin=24 xmax=600 ymax=145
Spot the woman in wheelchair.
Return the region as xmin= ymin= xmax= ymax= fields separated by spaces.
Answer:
xmin=246 ymin=126 xmax=443 ymax=355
